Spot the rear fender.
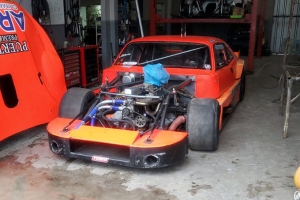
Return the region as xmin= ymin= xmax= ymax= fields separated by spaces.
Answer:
xmin=234 ymin=51 xmax=240 ymax=58
xmin=234 ymin=59 xmax=245 ymax=79
xmin=233 ymin=51 xmax=244 ymax=79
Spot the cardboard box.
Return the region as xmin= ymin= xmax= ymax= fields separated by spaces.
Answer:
xmin=232 ymin=7 xmax=245 ymax=16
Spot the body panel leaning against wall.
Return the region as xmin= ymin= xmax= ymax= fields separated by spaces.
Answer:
xmin=0 ymin=0 xmax=66 ymax=141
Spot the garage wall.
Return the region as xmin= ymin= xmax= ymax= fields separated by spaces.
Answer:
xmin=19 ymin=0 xmax=32 ymax=15
xmin=18 ymin=0 xmax=80 ymax=48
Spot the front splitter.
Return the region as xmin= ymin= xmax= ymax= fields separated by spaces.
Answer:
xmin=47 ymin=117 xmax=188 ymax=168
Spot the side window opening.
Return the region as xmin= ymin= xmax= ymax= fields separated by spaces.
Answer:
xmin=214 ymin=43 xmax=227 ymax=69
xmin=0 ymin=74 xmax=19 ymax=108
xmin=224 ymin=46 xmax=234 ymax=63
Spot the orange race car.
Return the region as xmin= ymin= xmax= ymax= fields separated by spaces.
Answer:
xmin=47 ymin=35 xmax=245 ymax=168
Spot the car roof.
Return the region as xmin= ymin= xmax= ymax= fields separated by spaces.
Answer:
xmin=130 ymin=35 xmax=224 ymax=46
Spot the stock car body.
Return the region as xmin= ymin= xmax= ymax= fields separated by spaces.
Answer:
xmin=47 ymin=35 xmax=245 ymax=168
xmin=0 ymin=0 xmax=66 ymax=141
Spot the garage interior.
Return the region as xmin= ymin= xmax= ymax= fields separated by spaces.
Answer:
xmin=1 ymin=0 xmax=300 ymax=199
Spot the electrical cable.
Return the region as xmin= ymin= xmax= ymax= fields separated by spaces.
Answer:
xmin=31 ymin=0 xmax=53 ymax=34
xmin=32 ymin=0 xmax=50 ymax=22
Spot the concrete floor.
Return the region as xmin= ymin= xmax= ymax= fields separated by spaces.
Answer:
xmin=1 ymin=56 xmax=300 ymax=200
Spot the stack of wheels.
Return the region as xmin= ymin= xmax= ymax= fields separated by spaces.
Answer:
xmin=295 ymin=167 xmax=300 ymax=200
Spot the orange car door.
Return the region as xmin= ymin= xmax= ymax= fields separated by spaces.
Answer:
xmin=214 ymin=43 xmax=235 ymax=97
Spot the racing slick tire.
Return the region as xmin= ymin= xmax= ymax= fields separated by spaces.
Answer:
xmin=239 ymin=69 xmax=246 ymax=102
xmin=187 ymin=98 xmax=220 ymax=151
xmin=58 ymin=87 xmax=95 ymax=119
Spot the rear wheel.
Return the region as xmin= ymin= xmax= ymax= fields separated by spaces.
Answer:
xmin=59 ymin=87 xmax=95 ymax=119
xmin=239 ymin=69 xmax=246 ymax=102
xmin=187 ymin=98 xmax=220 ymax=151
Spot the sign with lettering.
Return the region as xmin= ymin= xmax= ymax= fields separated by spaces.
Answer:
xmin=0 ymin=3 xmax=28 ymax=55
xmin=0 ymin=3 xmax=25 ymax=32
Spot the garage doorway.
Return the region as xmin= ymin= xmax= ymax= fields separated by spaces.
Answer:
xmin=271 ymin=0 xmax=300 ymax=54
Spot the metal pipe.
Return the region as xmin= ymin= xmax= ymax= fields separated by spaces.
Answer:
xmin=106 ymin=80 xmax=144 ymax=89
xmin=144 ymin=103 xmax=161 ymax=115
xmin=144 ymin=110 xmax=156 ymax=123
xmin=169 ymin=78 xmax=192 ymax=91
xmin=134 ymin=99 xmax=162 ymax=106
xmin=135 ymin=0 xmax=144 ymax=37
xmin=283 ymin=77 xmax=293 ymax=138
xmin=149 ymin=0 xmax=156 ymax=35
xmin=95 ymin=99 xmax=126 ymax=108
xmin=140 ymin=46 xmax=204 ymax=65
xmin=98 ymin=105 xmax=114 ymax=110
xmin=291 ymin=92 xmax=300 ymax=103
xmin=159 ymin=94 xmax=171 ymax=129
xmin=100 ymin=91 xmax=161 ymax=99
xmin=140 ymin=103 xmax=164 ymax=136
xmin=248 ymin=0 xmax=259 ymax=71
xmin=256 ymin=0 xmax=266 ymax=58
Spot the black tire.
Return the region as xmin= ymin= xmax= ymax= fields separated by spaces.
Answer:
xmin=239 ymin=69 xmax=246 ymax=102
xmin=59 ymin=87 xmax=95 ymax=119
xmin=187 ymin=98 xmax=220 ymax=151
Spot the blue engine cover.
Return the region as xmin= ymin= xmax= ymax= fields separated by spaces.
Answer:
xmin=143 ymin=63 xmax=170 ymax=87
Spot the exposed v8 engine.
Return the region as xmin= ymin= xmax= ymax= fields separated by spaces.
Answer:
xmin=76 ymin=71 xmax=195 ymax=135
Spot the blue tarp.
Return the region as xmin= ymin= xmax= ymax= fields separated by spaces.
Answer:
xmin=143 ymin=63 xmax=170 ymax=86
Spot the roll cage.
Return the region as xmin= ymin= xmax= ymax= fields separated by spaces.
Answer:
xmin=115 ymin=42 xmax=212 ymax=69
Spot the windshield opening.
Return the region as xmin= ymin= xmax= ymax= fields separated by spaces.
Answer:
xmin=115 ymin=42 xmax=211 ymax=69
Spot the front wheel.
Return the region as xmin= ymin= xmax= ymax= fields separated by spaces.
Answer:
xmin=239 ymin=69 xmax=246 ymax=102
xmin=58 ymin=87 xmax=95 ymax=119
xmin=187 ymin=98 xmax=220 ymax=151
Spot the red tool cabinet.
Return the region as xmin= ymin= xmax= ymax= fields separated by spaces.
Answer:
xmin=68 ymin=45 xmax=100 ymax=87
xmin=57 ymin=49 xmax=81 ymax=88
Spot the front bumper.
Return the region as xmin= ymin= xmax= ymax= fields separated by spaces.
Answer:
xmin=47 ymin=118 xmax=188 ymax=168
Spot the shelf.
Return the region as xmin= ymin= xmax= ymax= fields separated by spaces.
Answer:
xmin=95 ymin=18 xmax=101 ymax=47
xmin=149 ymin=0 xmax=263 ymax=72
xmin=156 ymin=15 xmax=252 ymax=24
xmin=118 ymin=0 xmax=142 ymax=47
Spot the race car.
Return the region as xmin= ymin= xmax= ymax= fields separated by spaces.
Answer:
xmin=47 ymin=35 xmax=245 ymax=168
